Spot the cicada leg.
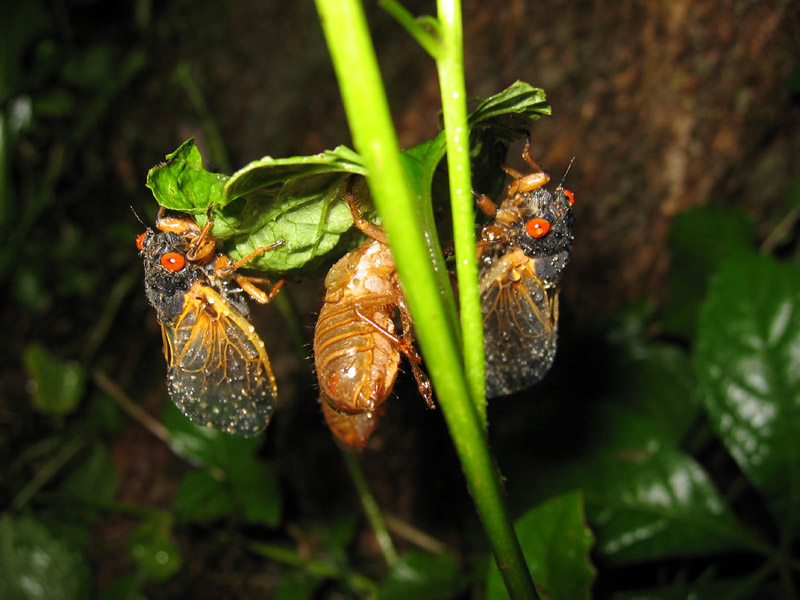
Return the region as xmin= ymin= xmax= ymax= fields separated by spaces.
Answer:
xmin=213 ymin=248 xmax=285 ymax=305
xmin=396 ymin=299 xmax=434 ymax=409
xmin=345 ymin=178 xmax=388 ymax=244
xmin=504 ymin=135 xmax=550 ymax=196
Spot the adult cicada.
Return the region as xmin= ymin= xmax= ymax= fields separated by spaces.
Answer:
xmin=137 ymin=206 xmax=283 ymax=436
xmin=476 ymin=136 xmax=575 ymax=398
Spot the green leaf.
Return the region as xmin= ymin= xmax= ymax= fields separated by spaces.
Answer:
xmin=617 ymin=343 xmax=701 ymax=445
xmin=163 ymin=404 xmax=281 ymax=526
xmin=661 ymin=207 xmax=757 ymax=337
xmin=59 ymin=441 xmax=118 ymax=504
xmin=467 ymin=80 xmax=550 ymax=137
xmin=144 ymin=82 xmax=549 ymax=277
xmin=585 ymin=438 xmax=755 ymax=563
xmin=487 ymin=492 xmax=595 ymax=600
xmin=694 ymin=253 xmax=800 ymax=537
xmin=274 ymin=571 xmax=323 ymax=600
xmin=402 ymin=80 xmax=551 ymax=206
xmin=468 ymin=81 xmax=551 ymax=197
xmin=219 ymin=172 xmax=361 ymax=275
xmin=162 ymin=402 xmax=261 ymax=470
xmin=377 ymin=550 xmax=465 ymax=600
xmin=100 ymin=573 xmax=146 ymax=600
xmin=146 ymin=142 xmax=366 ymax=274
xmin=525 ymin=406 xmax=760 ymax=565
xmin=172 ymin=470 xmax=235 ymax=523
xmin=145 ymin=138 xmax=229 ymax=212
xmin=23 ymin=344 xmax=86 ymax=415
xmin=128 ymin=519 xmax=182 ymax=582
xmin=0 ymin=514 xmax=90 ymax=600
xmin=224 ymin=145 xmax=366 ymax=203
xmin=613 ymin=571 xmax=769 ymax=600
xmin=227 ymin=457 xmax=282 ymax=527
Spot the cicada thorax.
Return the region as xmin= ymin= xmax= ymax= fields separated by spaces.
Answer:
xmin=314 ymin=239 xmax=403 ymax=415
xmin=137 ymin=208 xmax=282 ymax=437
xmin=477 ymin=138 xmax=574 ymax=398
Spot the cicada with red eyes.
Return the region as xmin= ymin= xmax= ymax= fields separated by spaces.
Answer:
xmin=476 ymin=136 xmax=575 ymax=398
xmin=314 ymin=182 xmax=433 ymax=448
xmin=137 ymin=206 xmax=283 ymax=436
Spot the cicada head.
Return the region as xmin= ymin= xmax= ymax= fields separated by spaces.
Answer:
xmin=139 ymin=229 xmax=204 ymax=325
xmin=508 ymin=187 xmax=574 ymax=259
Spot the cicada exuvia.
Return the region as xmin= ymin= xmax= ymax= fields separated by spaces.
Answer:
xmin=137 ymin=206 xmax=283 ymax=436
xmin=314 ymin=181 xmax=433 ymax=448
xmin=476 ymin=136 xmax=575 ymax=398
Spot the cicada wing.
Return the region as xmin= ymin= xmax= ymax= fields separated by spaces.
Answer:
xmin=166 ymin=283 xmax=277 ymax=436
xmin=481 ymin=261 xmax=558 ymax=398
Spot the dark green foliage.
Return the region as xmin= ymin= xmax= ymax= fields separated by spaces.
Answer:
xmin=4 ymin=1 xmax=798 ymax=598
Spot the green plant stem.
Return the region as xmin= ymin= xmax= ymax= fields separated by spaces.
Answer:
xmin=379 ymin=0 xmax=442 ymax=58
xmin=314 ymin=1 xmax=537 ymax=598
xmin=173 ymin=61 xmax=232 ymax=173
xmin=248 ymin=540 xmax=377 ymax=595
xmin=12 ymin=436 xmax=87 ymax=510
xmin=341 ymin=449 xmax=399 ymax=567
xmin=81 ymin=267 xmax=139 ymax=365
xmin=435 ymin=0 xmax=486 ymax=426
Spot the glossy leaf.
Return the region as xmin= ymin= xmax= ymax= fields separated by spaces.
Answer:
xmin=585 ymin=438 xmax=756 ymax=563
xmin=617 ymin=343 xmax=701 ymax=445
xmin=377 ymin=550 xmax=465 ymax=600
xmin=525 ymin=406 xmax=761 ymax=565
xmin=0 ymin=514 xmax=90 ymax=600
xmin=487 ymin=492 xmax=595 ymax=600
xmin=662 ymin=207 xmax=756 ymax=337
xmin=694 ymin=253 xmax=800 ymax=537
xmin=23 ymin=343 xmax=86 ymax=415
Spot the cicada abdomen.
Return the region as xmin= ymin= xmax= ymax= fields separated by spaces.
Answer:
xmin=314 ymin=182 xmax=432 ymax=447
xmin=314 ymin=239 xmax=403 ymax=415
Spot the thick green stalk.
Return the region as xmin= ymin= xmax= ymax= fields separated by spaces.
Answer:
xmin=314 ymin=1 xmax=537 ymax=597
xmin=435 ymin=0 xmax=486 ymax=425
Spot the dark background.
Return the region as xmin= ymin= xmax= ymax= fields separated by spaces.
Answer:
xmin=2 ymin=0 xmax=798 ymax=596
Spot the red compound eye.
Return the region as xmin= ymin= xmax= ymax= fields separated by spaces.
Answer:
xmin=526 ymin=218 xmax=551 ymax=238
xmin=563 ymin=189 xmax=575 ymax=206
xmin=160 ymin=252 xmax=186 ymax=271
xmin=136 ymin=232 xmax=147 ymax=250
